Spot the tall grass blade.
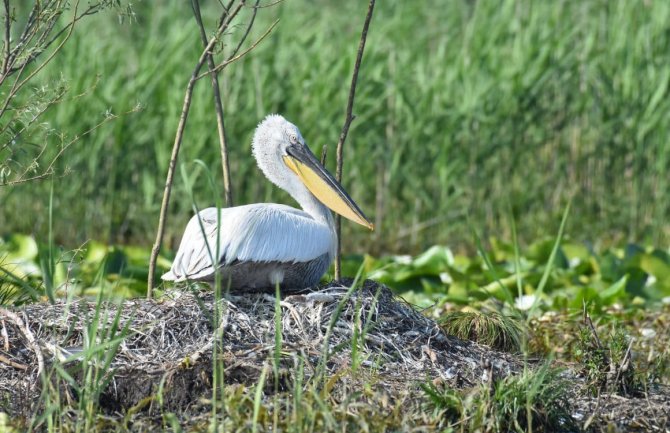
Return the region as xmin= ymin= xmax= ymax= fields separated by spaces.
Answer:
xmin=528 ymin=200 xmax=572 ymax=313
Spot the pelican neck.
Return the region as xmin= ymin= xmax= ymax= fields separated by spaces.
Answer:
xmin=290 ymin=185 xmax=335 ymax=229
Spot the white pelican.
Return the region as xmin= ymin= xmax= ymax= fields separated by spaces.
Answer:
xmin=162 ymin=114 xmax=373 ymax=291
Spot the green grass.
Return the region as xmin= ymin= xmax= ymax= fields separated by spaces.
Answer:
xmin=422 ymin=365 xmax=576 ymax=433
xmin=1 ymin=0 xmax=670 ymax=254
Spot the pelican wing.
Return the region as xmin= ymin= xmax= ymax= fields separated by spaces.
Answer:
xmin=162 ymin=204 xmax=334 ymax=282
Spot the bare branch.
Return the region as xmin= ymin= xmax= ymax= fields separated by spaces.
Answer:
xmin=228 ymin=0 xmax=260 ymax=60
xmin=194 ymin=19 xmax=279 ymax=81
xmin=334 ymin=0 xmax=376 ymax=281
xmin=191 ymin=0 xmax=233 ymax=207
xmin=320 ymin=144 xmax=328 ymax=166
xmin=2 ymin=0 xmax=10 ymax=74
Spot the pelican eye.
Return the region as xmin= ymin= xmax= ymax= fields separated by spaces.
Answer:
xmin=288 ymin=133 xmax=298 ymax=144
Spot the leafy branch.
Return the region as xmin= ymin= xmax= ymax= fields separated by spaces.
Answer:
xmin=0 ymin=1 xmax=127 ymax=187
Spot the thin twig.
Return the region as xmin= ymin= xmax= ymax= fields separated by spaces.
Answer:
xmin=0 ymin=57 xmax=27 ymax=119
xmin=0 ymin=307 xmax=43 ymax=377
xmin=0 ymin=72 xmax=99 ymax=141
xmin=255 ymin=0 xmax=285 ymax=9
xmin=0 ymin=82 xmax=68 ymax=145
xmin=2 ymin=1 xmax=104 ymax=78
xmin=0 ymin=353 xmax=28 ymax=370
xmin=334 ymin=0 xmax=376 ymax=281
xmin=2 ymin=0 xmax=10 ymax=74
xmin=320 ymin=144 xmax=328 ymax=166
xmin=191 ymin=0 xmax=233 ymax=207
xmin=0 ymin=1 xmax=36 ymax=83
xmin=3 ymin=0 xmax=45 ymax=75
xmin=613 ymin=337 xmax=634 ymax=393
xmin=147 ymin=2 xmax=245 ymax=298
xmin=229 ymin=0 xmax=260 ymax=61
xmin=1 ymin=106 xmax=139 ymax=187
xmin=194 ymin=19 xmax=279 ymax=81
xmin=0 ymin=0 xmax=81 ymax=119
xmin=583 ymin=304 xmax=604 ymax=351
xmin=1 ymin=318 xmax=8 ymax=351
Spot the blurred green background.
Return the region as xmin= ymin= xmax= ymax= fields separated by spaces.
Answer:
xmin=2 ymin=0 xmax=670 ymax=256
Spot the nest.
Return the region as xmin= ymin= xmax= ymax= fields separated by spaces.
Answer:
xmin=2 ymin=279 xmax=668 ymax=431
xmin=1 ymin=280 xmax=519 ymax=416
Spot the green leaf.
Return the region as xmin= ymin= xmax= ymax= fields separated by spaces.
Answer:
xmin=0 ymin=234 xmax=39 ymax=261
xmin=598 ymin=275 xmax=628 ymax=304
xmin=412 ymin=245 xmax=454 ymax=275
xmin=639 ymin=252 xmax=670 ymax=284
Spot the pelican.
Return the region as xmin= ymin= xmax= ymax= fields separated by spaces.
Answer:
xmin=162 ymin=114 xmax=373 ymax=292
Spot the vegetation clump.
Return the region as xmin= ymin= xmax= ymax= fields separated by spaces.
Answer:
xmin=576 ymin=317 xmax=639 ymax=397
xmin=440 ymin=310 xmax=523 ymax=353
xmin=423 ymin=366 xmax=576 ymax=433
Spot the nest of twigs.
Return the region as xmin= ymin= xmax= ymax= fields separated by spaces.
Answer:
xmin=1 ymin=279 xmax=520 ymax=416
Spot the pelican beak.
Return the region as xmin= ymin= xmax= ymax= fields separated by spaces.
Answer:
xmin=283 ymin=144 xmax=374 ymax=230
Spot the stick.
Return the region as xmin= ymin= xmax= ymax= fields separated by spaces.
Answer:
xmin=0 ymin=308 xmax=43 ymax=377
xmin=147 ymin=3 xmax=245 ymax=298
xmin=2 ymin=0 xmax=10 ymax=74
xmin=0 ymin=353 xmax=28 ymax=371
xmin=583 ymin=302 xmax=604 ymax=351
xmin=334 ymin=0 xmax=376 ymax=281
xmin=320 ymin=144 xmax=328 ymax=166
xmin=191 ymin=0 xmax=233 ymax=207
xmin=194 ymin=19 xmax=279 ymax=81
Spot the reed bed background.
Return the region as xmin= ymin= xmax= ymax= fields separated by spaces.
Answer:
xmin=2 ymin=0 xmax=669 ymax=255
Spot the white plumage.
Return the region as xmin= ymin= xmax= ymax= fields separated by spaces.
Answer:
xmin=162 ymin=204 xmax=335 ymax=281
xmin=162 ymin=114 xmax=372 ymax=291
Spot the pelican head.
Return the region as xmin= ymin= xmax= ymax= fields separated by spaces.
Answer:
xmin=252 ymin=114 xmax=373 ymax=230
